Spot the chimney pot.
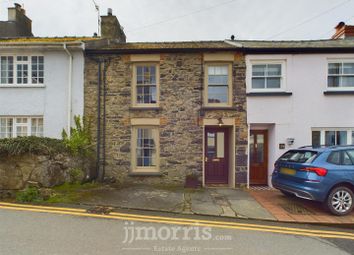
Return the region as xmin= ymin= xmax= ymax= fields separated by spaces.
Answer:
xmin=108 ymin=8 xmax=113 ymax=16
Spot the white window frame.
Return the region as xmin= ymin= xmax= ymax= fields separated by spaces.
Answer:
xmin=204 ymin=62 xmax=233 ymax=107
xmin=0 ymin=54 xmax=45 ymax=87
xmin=327 ymin=59 xmax=354 ymax=91
xmin=249 ymin=60 xmax=286 ymax=93
xmin=0 ymin=116 xmax=44 ymax=138
xmin=131 ymin=118 xmax=160 ymax=173
xmin=312 ymin=128 xmax=354 ymax=146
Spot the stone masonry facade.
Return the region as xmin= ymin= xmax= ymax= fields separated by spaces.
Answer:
xmin=84 ymin=51 xmax=248 ymax=187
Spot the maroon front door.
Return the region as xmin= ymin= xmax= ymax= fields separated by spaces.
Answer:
xmin=205 ymin=127 xmax=229 ymax=185
xmin=250 ymin=130 xmax=268 ymax=185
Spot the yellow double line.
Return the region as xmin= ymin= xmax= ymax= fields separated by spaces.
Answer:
xmin=0 ymin=202 xmax=353 ymax=240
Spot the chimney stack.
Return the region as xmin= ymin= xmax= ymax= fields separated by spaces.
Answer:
xmin=332 ymin=22 xmax=354 ymax=39
xmin=0 ymin=3 xmax=33 ymax=37
xmin=100 ymin=8 xmax=126 ymax=42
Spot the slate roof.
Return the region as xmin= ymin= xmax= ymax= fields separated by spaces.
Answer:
xmin=85 ymin=38 xmax=354 ymax=54
xmin=97 ymin=41 xmax=237 ymax=50
xmin=0 ymin=37 xmax=98 ymax=44
xmin=228 ymin=39 xmax=354 ymax=49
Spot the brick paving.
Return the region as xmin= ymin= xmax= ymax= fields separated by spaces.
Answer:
xmin=249 ymin=190 xmax=354 ymax=224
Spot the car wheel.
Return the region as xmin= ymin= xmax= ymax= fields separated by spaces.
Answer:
xmin=326 ymin=186 xmax=354 ymax=216
xmin=281 ymin=190 xmax=295 ymax=197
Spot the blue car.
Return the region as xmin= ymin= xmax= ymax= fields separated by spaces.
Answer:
xmin=272 ymin=146 xmax=354 ymax=216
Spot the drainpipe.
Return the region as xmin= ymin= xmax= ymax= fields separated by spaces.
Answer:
xmin=247 ymin=123 xmax=250 ymax=189
xmin=63 ymin=43 xmax=73 ymax=136
xmin=96 ymin=60 xmax=102 ymax=180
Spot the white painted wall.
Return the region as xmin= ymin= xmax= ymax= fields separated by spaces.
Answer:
xmin=246 ymin=53 xmax=354 ymax=185
xmin=0 ymin=49 xmax=84 ymax=138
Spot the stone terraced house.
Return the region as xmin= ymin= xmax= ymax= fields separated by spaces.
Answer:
xmin=84 ymin=12 xmax=248 ymax=187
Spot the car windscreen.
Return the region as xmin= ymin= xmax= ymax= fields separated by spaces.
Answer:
xmin=278 ymin=150 xmax=318 ymax=163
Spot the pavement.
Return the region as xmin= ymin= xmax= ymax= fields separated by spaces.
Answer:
xmin=77 ymin=184 xmax=354 ymax=225
xmin=0 ymin=203 xmax=353 ymax=255
xmin=79 ymin=185 xmax=275 ymax=220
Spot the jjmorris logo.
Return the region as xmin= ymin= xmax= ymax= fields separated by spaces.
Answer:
xmin=122 ymin=221 xmax=213 ymax=244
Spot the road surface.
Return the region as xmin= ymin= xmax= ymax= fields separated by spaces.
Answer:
xmin=0 ymin=203 xmax=353 ymax=255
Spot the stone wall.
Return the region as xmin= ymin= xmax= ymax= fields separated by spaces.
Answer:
xmin=0 ymin=153 xmax=91 ymax=190
xmin=84 ymin=51 xmax=248 ymax=186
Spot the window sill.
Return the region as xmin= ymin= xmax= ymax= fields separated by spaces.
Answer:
xmin=201 ymin=106 xmax=237 ymax=111
xmin=129 ymin=171 xmax=162 ymax=176
xmin=129 ymin=106 xmax=162 ymax=111
xmin=246 ymin=92 xmax=292 ymax=96
xmin=0 ymin=85 xmax=46 ymax=88
xmin=323 ymin=90 xmax=354 ymax=95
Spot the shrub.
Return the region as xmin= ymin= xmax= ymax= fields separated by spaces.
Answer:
xmin=16 ymin=187 xmax=41 ymax=202
xmin=69 ymin=168 xmax=84 ymax=184
xmin=0 ymin=136 xmax=68 ymax=156
xmin=62 ymin=116 xmax=92 ymax=157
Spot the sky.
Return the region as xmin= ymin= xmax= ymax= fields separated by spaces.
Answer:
xmin=1 ymin=0 xmax=354 ymax=41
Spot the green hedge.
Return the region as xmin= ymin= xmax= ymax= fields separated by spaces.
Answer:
xmin=0 ymin=136 xmax=68 ymax=156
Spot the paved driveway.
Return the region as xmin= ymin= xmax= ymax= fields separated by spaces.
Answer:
xmin=250 ymin=190 xmax=354 ymax=224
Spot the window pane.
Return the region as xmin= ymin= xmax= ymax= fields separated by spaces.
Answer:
xmin=16 ymin=126 xmax=28 ymax=137
xmin=31 ymin=118 xmax=44 ymax=137
xmin=337 ymin=131 xmax=347 ymax=145
xmin=256 ymin=134 xmax=264 ymax=163
xmin=207 ymin=132 xmax=215 ymax=158
xmin=328 ymin=63 xmax=341 ymax=75
xmin=312 ymin=131 xmax=321 ymax=147
xmin=343 ymin=152 xmax=353 ymax=165
xmin=266 ymin=77 xmax=281 ymax=88
xmin=347 ymin=150 xmax=354 ymax=161
xmin=328 ymin=76 xmax=340 ymax=87
xmin=343 ymin=63 xmax=354 ymax=74
xmin=0 ymin=117 xmax=13 ymax=138
xmin=136 ymin=85 xmax=156 ymax=104
xmin=31 ymin=56 xmax=44 ymax=84
xmin=135 ymin=65 xmax=157 ymax=105
xmin=209 ymin=66 xmax=227 ymax=75
xmin=208 ymin=86 xmax=228 ymax=103
xmin=327 ymin=151 xmax=341 ymax=165
xmin=267 ymin=64 xmax=281 ymax=76
xmin=0 ymin=56 xmax=14 ymax=84
xmin=279 ymin=150 xmax=318 ymax=163
xmin=208 ymin=75 xmax=228 ymax=85
xmin=252 ymin=78 xmax=265 ymax=89
xmin=216 ymin=132 xmax=224 ymax=158
xmin=136 ymin=128 xmax=157 ymax=167
xmin=252 ymin=65 xmax=266 ymax=76
xmin=325 ymin=131 xmax=335 ymax=146
xmin=341 ymin=76 xmax=354 ymax=87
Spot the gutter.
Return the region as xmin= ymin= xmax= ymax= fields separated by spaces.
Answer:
xmin=63 ymin=43 xmax=73 ymax=136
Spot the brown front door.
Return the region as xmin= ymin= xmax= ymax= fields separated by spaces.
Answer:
xmin=205 ymin=127 xmax=229 ymax=185
xmin=250 ymin=130 xmax=268 ymax=185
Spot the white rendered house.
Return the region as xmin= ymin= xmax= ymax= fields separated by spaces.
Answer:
xmin=0 ymin=4 xmax=91 ymax=139
xmin=228 ymin=22 xmax=354 ymax=187
xmin=0 ymin=38 xmax=86 ymax=139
